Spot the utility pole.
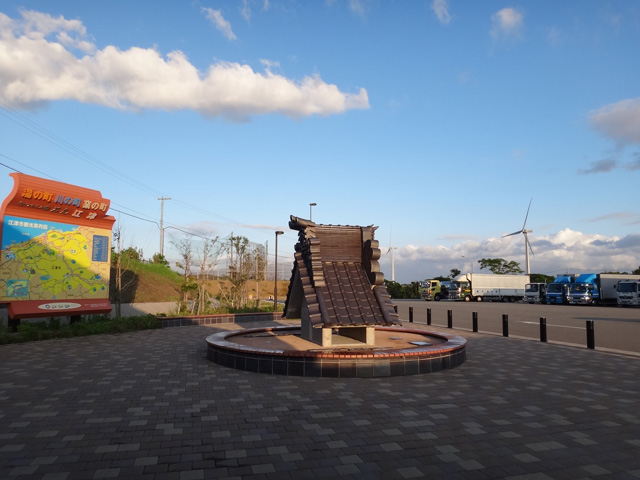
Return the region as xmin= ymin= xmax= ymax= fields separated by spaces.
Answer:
xmin=158 ymin=197 xmax=171 ymax=257
xmin=274 ymin=231 xmax=283 ymax=312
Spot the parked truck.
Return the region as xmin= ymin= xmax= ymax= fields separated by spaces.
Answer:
xmin=568 ymin=273 xmax=640 ymax=305
xmin=524 ymin=283 xmax=547 ymax=304
xmin=449 ymin=273 xmax=529 ymax=302
xmin=617 ymin=279 xmax=640 ymax=307
xmin=420 ymin=279 xmax=451 ymax=301
xmin=546 ymin=275 xmax=575 ymax=304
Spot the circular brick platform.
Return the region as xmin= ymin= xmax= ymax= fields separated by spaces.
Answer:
xmin=206 ymin=325 xmax=466 ymax=377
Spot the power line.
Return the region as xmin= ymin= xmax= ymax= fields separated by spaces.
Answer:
xmin=0 ymin=102 xmax=166 ymax=197
xmin=0 ymin=104 xmax=282 ymax=235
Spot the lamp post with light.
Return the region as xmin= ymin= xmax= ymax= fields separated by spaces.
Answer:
xmin=274 ymin=230 xmax=284 ymax=313
xmin=309 ymin=202 xmax=317 ymax=221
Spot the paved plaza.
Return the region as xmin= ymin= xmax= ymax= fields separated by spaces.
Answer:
xmin=1 ymin=320 xmax=640 ymax=479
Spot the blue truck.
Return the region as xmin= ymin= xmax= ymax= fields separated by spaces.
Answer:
xmin=568 ymin=273 xmax=640 ymax=305
xmin=546 ymin=275 xmax=575 ymax=305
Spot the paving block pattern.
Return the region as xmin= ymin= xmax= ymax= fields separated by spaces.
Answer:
xmin=1 ymin=322 xmax=640 ymax=479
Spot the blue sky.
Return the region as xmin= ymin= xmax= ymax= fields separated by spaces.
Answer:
xmin=1 ymin=1 xmax=639 ymax=283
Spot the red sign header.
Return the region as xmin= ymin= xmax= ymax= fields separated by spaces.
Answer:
xmin=0 ymin=173 xmax=115 ymax=229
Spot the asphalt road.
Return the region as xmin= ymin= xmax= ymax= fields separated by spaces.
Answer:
xmin=393 ymin=299 xmax=640 ymax=355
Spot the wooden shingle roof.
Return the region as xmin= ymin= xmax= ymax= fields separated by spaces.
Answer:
xmin=283 ymin=216 xmax=400 ymax=328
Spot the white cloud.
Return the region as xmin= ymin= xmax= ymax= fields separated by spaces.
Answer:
xmin=239 ymin=0 xmax=271 ymax=22
xmin=17 ymin=9 xmax=95 ymax=53
xmin=490 ymin=7 xmax=524 ymax=39
xmin=349 ymin=0 xmax=367 ymax=17
xmin=202 ymin=8 xmax=237 ymax=41
xmin=431 ymin=0 xmax=452 ymax=25
xmin=589 ymin=98 xmax=640 ymax=145
xmin=0 ymin=10 xmax=369 ymax=120
xmin=431 ymin=0 xmax=451 ymax=25
xmin=240 ymin=1 xmax=252 ymax=22
xmin=379 ymin=229 xmax=640 ymax=283
xmin=584 ymin=211 xmax=639 ymax=224
xmin=578 ymin=158 xmax=618 ymax=175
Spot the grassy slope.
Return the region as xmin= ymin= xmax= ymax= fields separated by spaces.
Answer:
xmin=110 ymin=262 xmax=290 ymax=304
xmin=110 ymin=262 xmax=182 ymax=303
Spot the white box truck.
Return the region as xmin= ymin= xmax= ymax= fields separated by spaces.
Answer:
xmin=451 ymin=273 xmax=530 ymax=302
xmin=617 ymin=278 xmax=640 ymax=307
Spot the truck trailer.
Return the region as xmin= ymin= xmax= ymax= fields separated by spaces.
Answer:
xmin=450 ymin=273 xmax=529 ymax=302
xmin=569 ymin=273 xmax=640 ymax=305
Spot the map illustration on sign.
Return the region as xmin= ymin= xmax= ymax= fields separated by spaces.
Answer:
xmin=0 ymin=216 xmax=111 ymax=302
xmin=0 ymin=173 xmax=116 ymax=319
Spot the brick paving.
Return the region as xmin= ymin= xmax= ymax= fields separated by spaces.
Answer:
xmin=1 ymin=321 xmax=639 ymax=479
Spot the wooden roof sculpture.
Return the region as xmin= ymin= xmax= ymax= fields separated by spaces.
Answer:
xmin=283 ymin=216 xmax=400 ymax=346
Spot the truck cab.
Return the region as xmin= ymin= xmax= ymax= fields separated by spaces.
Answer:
xmin=525 ymin=283 xmax=547 ymax=303
xmin=568 ymin=273 xmax=599 ymax=305
xmin=546 ymin=275 xmax=575 ymax=305
xmin=420 ymin=280 xmax=440 ymax=301
xmin=449 ymin=280 xmax=471 ymax=301
xmin=617 ymin=279 xmax=640 ymax=307
xmin=420 ymin=280 xmax=450 ymax=301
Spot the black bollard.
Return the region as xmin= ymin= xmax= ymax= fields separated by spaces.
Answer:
xmin=427 ymin=308 xmax=431 ymax=325
xmin=586 ymin=320 xmax=595 ymax=349
xmin=409 ymin=306 xmax=414 ymax=323
xmin=502 ymin=314 xmax=509 ymax=337
xmin=539 ymin=317 xmax=547 ymax=342
xmin=447 ymin=309 xmax=453 ymax=329
xmin=472 ymin=312 xmax=478 ymax=333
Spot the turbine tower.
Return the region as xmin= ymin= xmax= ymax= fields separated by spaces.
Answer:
xmin=502 ymin=198 xmax=534 ymax=275
xmin=387 ymin=231 xmax=397 ymax=282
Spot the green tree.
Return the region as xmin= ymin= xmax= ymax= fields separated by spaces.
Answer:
xmin=194 ymin=236 xmax=222 ymax=315
xmin=151 ymin=253 xmax=169 ymax=267
xmin=449 ymin=268 xmax=461 ymax=279
xmin=384 ymin=280 xmax=420 ymax=299
xmin=172 ymin=236 xmax=193 ymax=312
xmin=633 ymin=266 xmax=640 ymax=275
xmin=530 ymin=273 xmax=555 ymax=283
xmin=477 ymin=258 xmax=524 ymax=274
xmin=226 ymin=235 xmax=252 ymax=308
xmin=405 ymin=281 xmax=421 ymax=299
xmin=121 ymin=246 xmax=142 ymax=262
xmin=112 ymin=226 xmax=139 ymax=318
xmin=384 ymin=280 xmax=403 ymax=299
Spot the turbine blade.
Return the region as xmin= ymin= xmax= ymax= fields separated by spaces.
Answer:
xmin=522 ymin=198 xmax=532 ymax=229
xmin=502 ymin=230 xmax=522 ymax=238
xmin=524 ymin=232 xmax=534 ymax=256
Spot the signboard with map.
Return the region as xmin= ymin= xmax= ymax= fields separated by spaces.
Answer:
xmin=0 ymin=173 xmax=116 ymax=319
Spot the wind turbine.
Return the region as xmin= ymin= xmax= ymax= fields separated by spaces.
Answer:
xmin=387 ymin=231 xmax=397 ymax=282
xmin=502 ymin=198 xmax=534 ymax=275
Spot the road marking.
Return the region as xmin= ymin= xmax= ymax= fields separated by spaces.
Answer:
xmin=520 ymin=321 xmax=583 ymax=330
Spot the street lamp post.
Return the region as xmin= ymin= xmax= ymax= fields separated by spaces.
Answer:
xmin=274 ymin=231 xmax=284 ymax=313
xmin=309 ymin=202 xmax=316 ymax=221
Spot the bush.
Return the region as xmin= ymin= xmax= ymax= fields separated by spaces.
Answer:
xmin=0 ymin=315 xmax=161 ymax=345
